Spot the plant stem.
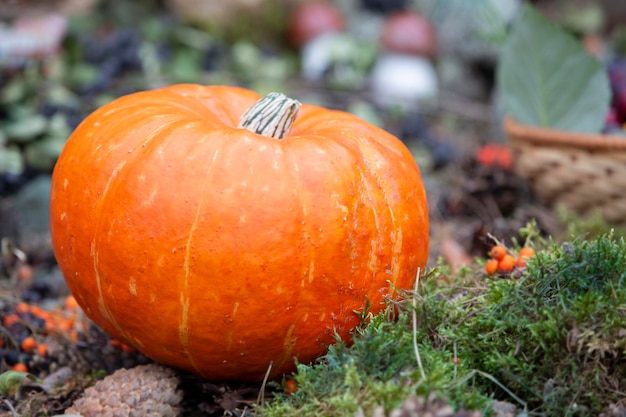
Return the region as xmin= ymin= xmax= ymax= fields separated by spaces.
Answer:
xmin=2 ymin=398 xmax=18 ymax=417
xmin=238 ymin=92 xmax=301 ymax=139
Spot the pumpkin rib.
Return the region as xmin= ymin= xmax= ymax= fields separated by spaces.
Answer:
xmin=353 ymin=133 xmax=406 ymax=287
xmin=352 ymin=141 xmax=396 ymax=287
xmin=91 ymin=116 xmax=195 ymax=352
xmin=286 ymin=129 xmax=410 ymax=294
xmin=179 ymin=140 xmax=226 ymax=376
xmin=180 ymin=130 xmax=304 ymax=377
xmin=299 ymin=131 xmax=390 ymax=285
xmin=91 ymin=159 xmax=131 ymax=343
xmin=177 ymin=128 xmax=288 ymax=375
xmin=278 ymin=146 xmax=316 ymax=372
xmin=286 ymin=133 xmax=385 ymax=296
xmin=104 ymin=88 xmax=245 ymax=132
xmin=93 ymin=123 xmax=236 ymax=373
xmin=240 ymin=140 xmax=306 ymax=376
xmin=327 ymin=137 xmax=379 ymax=285
xmin=168 ymin=84 xmax=262 ymax=128
xmin=356 ymin=126 xmax=427 ymax=287
xmin=87 ymin=114 xmax=187 ymax=345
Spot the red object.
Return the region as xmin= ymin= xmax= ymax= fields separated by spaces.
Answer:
xmin=284 ymin=378 xmax=298 ymax=394
xmin=476 ymin=144 xmax=513 ymax=170
xmin=288 ymin=0 xmax=345 ymax=47
xmin=381 ymin=11 xmax=437 ymax=58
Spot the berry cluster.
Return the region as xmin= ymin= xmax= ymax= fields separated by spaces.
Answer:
xmin=485 ymin=244 xmax=535 ymax=275
xmin=1 ymin=295 xmax=81 ymax=373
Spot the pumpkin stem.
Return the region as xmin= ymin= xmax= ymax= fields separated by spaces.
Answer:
xmin=238 ymin=92 xmax=301 ymax=139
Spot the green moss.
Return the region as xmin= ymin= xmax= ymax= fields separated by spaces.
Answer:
xmin=262 ymin=299 xmax=494 ymax=416
xmin=557 ymin=207 xmax=626 ymax=240
xmin=422 ymin=230 xmax=626 ymax=416
xmin=261 ymin=229 xmax=626 ymax=417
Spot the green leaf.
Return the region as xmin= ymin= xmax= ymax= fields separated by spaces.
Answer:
xmin=497 ymin=5 xmax=610 ymax=133
xmin=25 ymin=135 xmax=67 ymax=171
xmin=0 ymin=370 xmax=39 ymax=396
xmin=0 ymin=146 xmax=25 ymax=175
xmin=4 ymin=114 xmax=48 ymax=142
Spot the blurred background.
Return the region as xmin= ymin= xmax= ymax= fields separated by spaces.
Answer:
xmin=0 ymin=0 xmax=625 ymax=276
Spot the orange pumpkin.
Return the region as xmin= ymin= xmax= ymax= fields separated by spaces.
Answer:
xmin=49 ymin=85 xmax=429 ymax=381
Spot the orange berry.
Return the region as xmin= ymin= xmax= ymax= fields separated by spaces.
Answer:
xmin=12 ymin=363 xmax=28 ymax=372
xmin=109 ymin=339 xmax=122 ymax=348
xmin=16 ymin=264 xmax=33 ymax=281
xmin=285 ymin=378 xmax=298 ymax=394
xmin=518 ymin=247 xmax=535 ymax=259
xmin=37 ymin=343 xmax=48 ymax=357
xmin=3 ymin=314 xmax=20 ymax=326
xmin=120 ymin=343 xmax=136 ymax=353
xmin=44 ymin=317 xmax=58 ymax=332
xmin=21 ymin=336 xmax=37 ymax=354
xmin=497 ymin=254 xmax=516 ymax=272
xmin=28 ymin=305 xmax=45 ymax=318
xmin=57 ymin=317 xmax=74 ymax=332
xmin=490 ymin=245 xmax=507 ymax=261
xmin=39 ymin=311 xmax=53 ymax=322
xmin=485 ymin=259 xmax=499 ymax=275
xmin=15 ymin=302 xmax=31 ymax=315
xmin=515 ymin=247 xmax=536 ymax=268
xmin=64 ymin=295 xmax=79 ymax=310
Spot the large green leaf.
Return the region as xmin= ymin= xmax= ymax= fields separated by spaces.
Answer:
xmin=497 ymin=5 xmax=610 ymax=133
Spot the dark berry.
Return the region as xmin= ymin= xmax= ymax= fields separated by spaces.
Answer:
xmin=608 ymin=58 xmax=626 ymax=90
xmin=202 ymin=45 xmax=222 ymax=71
xmin=612 ymin=84 xmax=626 ymax=122
xmin=2 ymin=349 xmax=21 ymax=365
xmin=430 ymin=141 xmax=455 ymax=170
xmin=20 ymin=289 xmax=43 ymax=303
xmin=399 ymin=113 xmax=432 ymax=141
xmin=0 ymin=172 xmax=27 ymax=196
xmin=360 ymin=0 xmax=407 ymax=14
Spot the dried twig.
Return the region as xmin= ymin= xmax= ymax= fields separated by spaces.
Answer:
xmin=256 ymin=361 xmax=273 ymax=411
xmin=412 ymin=268 xmax=426 ymax=381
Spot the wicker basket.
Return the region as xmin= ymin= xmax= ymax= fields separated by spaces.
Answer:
xmin=504 ymin=117 xmax=626 ymax=225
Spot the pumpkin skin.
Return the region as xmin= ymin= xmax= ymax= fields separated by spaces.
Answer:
xmin=50 ymin=84 xmax=429 ymax=381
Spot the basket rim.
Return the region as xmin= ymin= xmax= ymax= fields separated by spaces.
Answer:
xmin=504 ymin=117 xmax=626 ymax=150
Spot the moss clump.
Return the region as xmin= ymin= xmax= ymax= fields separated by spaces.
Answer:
xmin=261 ymin=308 xmax=491 ymax=417
xmin=421 ymin=230 xmax=626 ymax=416
xmin=262 ymin=229 xmax=626 ymax=417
